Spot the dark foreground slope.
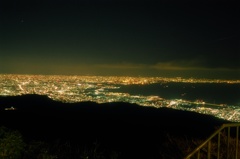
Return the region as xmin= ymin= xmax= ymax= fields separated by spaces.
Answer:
xmin=0 ymin=94 xmax=231 ymax=159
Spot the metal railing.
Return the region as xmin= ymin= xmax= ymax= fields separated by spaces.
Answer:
xmin=185 ymin=123 xmax=240 ymax=159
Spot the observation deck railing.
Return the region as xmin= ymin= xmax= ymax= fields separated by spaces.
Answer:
xmin=185 ymin=123 xmax=240 ymax=159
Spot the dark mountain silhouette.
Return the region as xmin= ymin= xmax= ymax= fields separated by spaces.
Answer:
xmin=0 ymin=94 xmax=231 ymax=159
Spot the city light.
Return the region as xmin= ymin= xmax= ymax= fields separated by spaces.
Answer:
xmin=0 ymin=74 xmax=240 ymax=122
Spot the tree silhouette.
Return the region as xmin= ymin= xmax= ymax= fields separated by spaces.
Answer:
xmin=0 ymin=126 xmax=25 ymax=159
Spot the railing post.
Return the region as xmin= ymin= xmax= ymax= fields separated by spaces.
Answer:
xmin=236 ymin=126 xmax=239 ymax=159
xmin=208 ymin=140 xmax=211 ymax=159
xmin=227 ymin=126 xmax=230 ymax=159
xmin=197 ymin=150 xmax=200 ymax=159
xmin=217 ymin=132 xmax=220 ymax=159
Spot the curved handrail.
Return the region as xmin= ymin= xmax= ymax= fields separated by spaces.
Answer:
xmin=185 ymin=123 xmax=240 ymax=159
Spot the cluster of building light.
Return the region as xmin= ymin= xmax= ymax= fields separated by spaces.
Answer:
xmin=0 ymin=74 xmax=239 ymax=122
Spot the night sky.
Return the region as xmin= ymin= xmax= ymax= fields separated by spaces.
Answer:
xmin=0 ymin=0 xmax=239 ymax=79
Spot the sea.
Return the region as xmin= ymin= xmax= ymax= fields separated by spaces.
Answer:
xmin=110 ymin=82 xmax=240 ymax=106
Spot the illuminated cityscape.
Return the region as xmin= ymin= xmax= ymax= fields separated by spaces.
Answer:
xmin=0 ymin=74 xmax=240 ymax=122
